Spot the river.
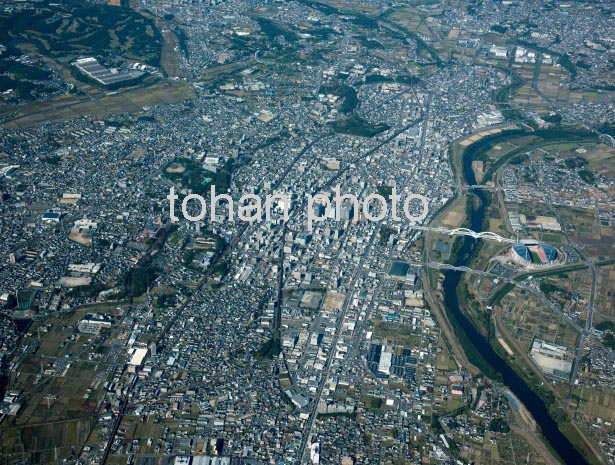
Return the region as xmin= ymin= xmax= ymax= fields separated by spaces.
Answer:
xmin=439 ymin=148 xmax=590 ymax=465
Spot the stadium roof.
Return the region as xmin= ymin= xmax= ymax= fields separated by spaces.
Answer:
xmin=512 ymin=243 xmax=531 ymax=262
xmin=513 ymin=241 xmax=558 ymax=265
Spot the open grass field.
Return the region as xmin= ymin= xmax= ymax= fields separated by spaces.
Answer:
xmin=456 ymin=128 xmax=505 ymax=148
xmin=0 ymin=81 xmax=194 ymax=128
xmin=536 ymin=232 xmax=564 ymax=243
xmin=373 ymin=321 xmax=422 ymax=347
xmin=434 ymin=195 xmax=467 ymax=229
xmin=435 ymin=342 xmax=458 ymax=372
xmin=471 ymin=240 xmax=510 ymax=274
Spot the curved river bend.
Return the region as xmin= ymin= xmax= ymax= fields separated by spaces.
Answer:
xmin=439 ymin=148 xmax=590 ymax=465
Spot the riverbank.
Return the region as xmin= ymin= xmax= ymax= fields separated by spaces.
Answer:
xmin=423 ymin=126 xmax=602 ymax=465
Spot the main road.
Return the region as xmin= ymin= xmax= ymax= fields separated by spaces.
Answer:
xmin=297 ymin=227 xmax=377 ymax=464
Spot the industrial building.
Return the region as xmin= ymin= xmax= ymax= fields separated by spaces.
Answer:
xmin=78 ymin=314 xmax=114 ymax=334
xmin=530 ymin=339 xmax=573 ymax=379
xmin=72 ymin=57 xmax=144 ymax=87
xmin=127 ymin=346 xmax=148 ymax=373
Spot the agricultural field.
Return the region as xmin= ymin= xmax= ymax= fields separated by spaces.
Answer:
xmin=135 ymin=8 xmax=186 ymax=79
xmin=0 ymin=417 xmax=93 ymax=464
xmin=455 ymin=130 xmax=595 ymax=183
xmin=571 ymin=385 xmax=615 ymax=451
xmin=377 ymin=5 xmax=443 ymax=62
xmin=454 ymin=427 xmax=552 ymax=465
xmin=574 ymin=385 xmax=615 ymax=426
xmin=0 ymin=81 xmax=195 ymax=129
xmin=498 ymin=288 xmax=579 ymax=355
xmin=566 ymin=144 xmax=615 ymax=178
xmin=555 ymin=206 xmax=614 ymax=261
xmin=593 ymin=263 xmax=615 ymax=328
xmin=0 ymin=300 xmax=133 ymax=464
xmin=539 ymin=268 xmax=593 ymax=315
xmin=510 ymin=58 xmax=611 ymax=111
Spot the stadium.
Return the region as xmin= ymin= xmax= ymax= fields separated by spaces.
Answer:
xmin=510 ymin=239 xmax=559 ymax=268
